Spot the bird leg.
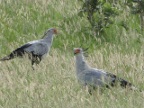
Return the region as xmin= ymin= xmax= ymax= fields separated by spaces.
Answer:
xmin=82 ymin=83 xmax=94 ymax=95
xmin=31 ymin=60 xmax=35 ymax=70
xmin=31 ymin=56 xmax=42 ymax=70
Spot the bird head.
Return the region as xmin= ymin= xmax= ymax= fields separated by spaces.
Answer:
xmin=74 ymin=48 xmax=82 ymax=55
xmin=74 ymin=48 xmax=89 ymax=56
xmin=46 ymin=28 xmax=57 ymax=34
xmin=42 ymin=28 xmax=57 ymax=38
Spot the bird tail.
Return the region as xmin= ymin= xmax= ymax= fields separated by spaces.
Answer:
xmin=119 ymin=78 xmax=142 ymax=92
xmin=0 ymin=53 xmax=15 ymax=61
xmin=107 ymin=73 xmax=142 ymax=92
xmin=0 ymin=55 xmax=11 ymax=61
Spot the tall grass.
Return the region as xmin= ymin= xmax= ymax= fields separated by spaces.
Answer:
xmin=0 ymin=0 xmax=144 ymax=108
xmin=0 ymin=49 xmax=144 ymax=108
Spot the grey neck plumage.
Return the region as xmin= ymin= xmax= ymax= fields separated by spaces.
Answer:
xmin=42 ymin=32 xmax=54 ymax=45
xmin=75 ymin=53 xmax=90 ymax=74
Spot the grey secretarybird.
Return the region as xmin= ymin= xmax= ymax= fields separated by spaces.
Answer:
xmin=74 ymin=48 xmax=139 ymax=94
xmin=0 ymin=28 xmax=57 ymax=68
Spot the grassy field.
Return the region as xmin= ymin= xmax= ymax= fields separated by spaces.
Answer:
xmin=0 ymin=0 xmax=144 ymax=108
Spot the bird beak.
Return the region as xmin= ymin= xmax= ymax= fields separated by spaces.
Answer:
xmin=74 ymin=52 xmax=77 ymax=55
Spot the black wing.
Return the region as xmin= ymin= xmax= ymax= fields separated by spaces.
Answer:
xmin=0 ymin=43 xmax=32 ymax=61
xmin=106 ymin=72 xmax=132 ymax=88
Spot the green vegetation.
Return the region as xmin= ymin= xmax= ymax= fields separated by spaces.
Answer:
xmin=0 ymin=0 xmax=144 ymax=108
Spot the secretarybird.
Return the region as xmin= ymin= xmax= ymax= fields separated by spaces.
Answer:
xmin=0 ymin=28 xmax=57 ymax=68
xmin=74 ymin=48 xmax=139 ymax=94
